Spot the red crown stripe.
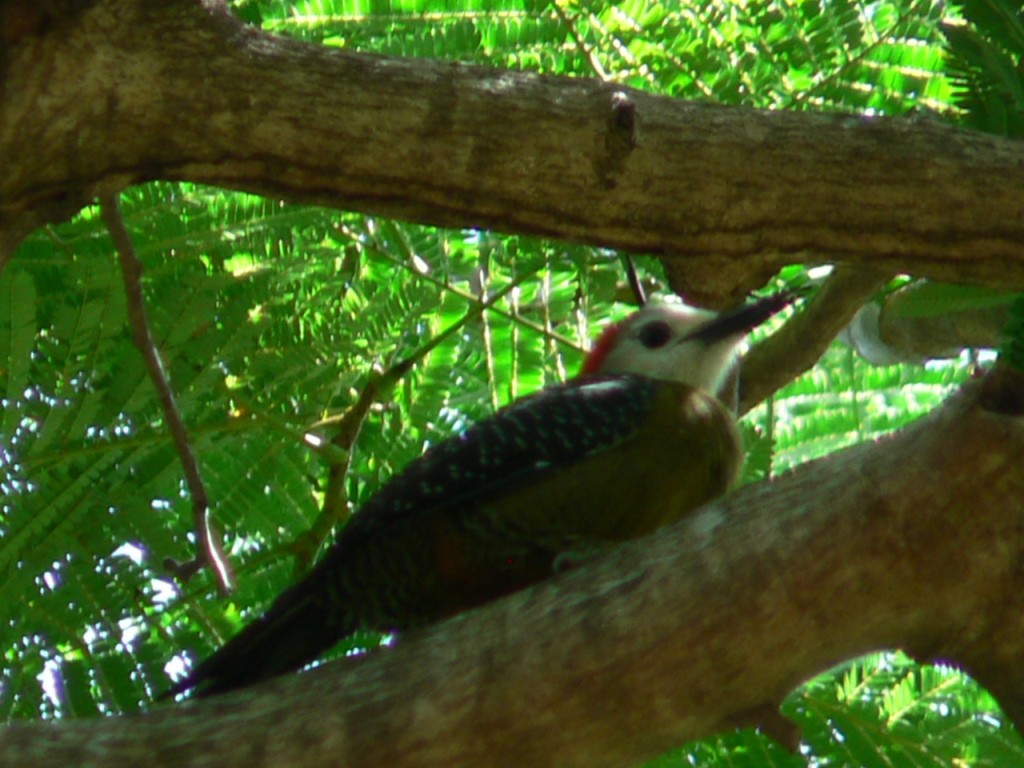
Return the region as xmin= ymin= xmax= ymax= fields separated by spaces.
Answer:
xmin=579 ymin=321 xmax=625 ymax=377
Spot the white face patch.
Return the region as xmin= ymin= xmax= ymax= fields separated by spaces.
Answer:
xmin=596 ymin=303 xmax=744 ymax=393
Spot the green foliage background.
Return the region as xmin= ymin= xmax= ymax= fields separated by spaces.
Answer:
xmin=2 ymin=0 xmax=1023 ymax=764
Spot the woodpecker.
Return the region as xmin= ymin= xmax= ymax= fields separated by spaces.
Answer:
xmin=164 ymin=293 xmax=790 ymax=698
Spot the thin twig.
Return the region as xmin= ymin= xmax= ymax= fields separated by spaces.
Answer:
xmin=480 ymin=264 xmax=500 ymax=412
xmin=290 ymin=270 xmax=538 ymax=566
xmin=621 ymin=253 xmax=647 ymax=306
xmin=344 ymin=220 xmax=584 ymax=354
xmin=98 ymin=193 xmax=234 ymax=595
xmin=551 ymin=3 xmax=608 ymax=80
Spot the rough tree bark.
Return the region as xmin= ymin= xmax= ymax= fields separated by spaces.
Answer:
xmin=3 ymin=0 xmax=1024 ymax=304
xmin=3 ymin=1 xmax=1024 ymax=766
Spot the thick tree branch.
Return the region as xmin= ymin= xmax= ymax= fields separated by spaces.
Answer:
xmin=1 ymin=367 xmax=1022 ymax=768
xmin=3 ymin=1 xmax=1024 ymax=304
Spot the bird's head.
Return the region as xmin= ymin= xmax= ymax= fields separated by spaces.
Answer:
xmin=579 ymin=293 xmax=792 ymax=393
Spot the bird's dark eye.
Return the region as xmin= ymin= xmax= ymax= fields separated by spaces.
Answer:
xmin=636 ymin=321 xmax=673 ymax=349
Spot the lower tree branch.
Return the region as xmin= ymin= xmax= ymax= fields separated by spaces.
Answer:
xmin=1 ymin=367 xmax=1021 ymax=768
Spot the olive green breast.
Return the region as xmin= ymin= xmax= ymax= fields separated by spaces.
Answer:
xmin=478 ymin=381 xmax=742 ymax=545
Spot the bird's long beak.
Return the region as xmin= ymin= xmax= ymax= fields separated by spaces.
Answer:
xmin=683 ymin=292 xmax=795 ymax=345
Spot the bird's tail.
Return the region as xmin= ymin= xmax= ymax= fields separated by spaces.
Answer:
xmin=160 ymin=574 xmax=348 ymax=699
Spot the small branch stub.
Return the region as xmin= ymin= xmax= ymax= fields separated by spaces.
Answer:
xmin=596 ymin=89 xmax=639 ymax=188
xmin=610 ymin=90 xmax=638 ymax=141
